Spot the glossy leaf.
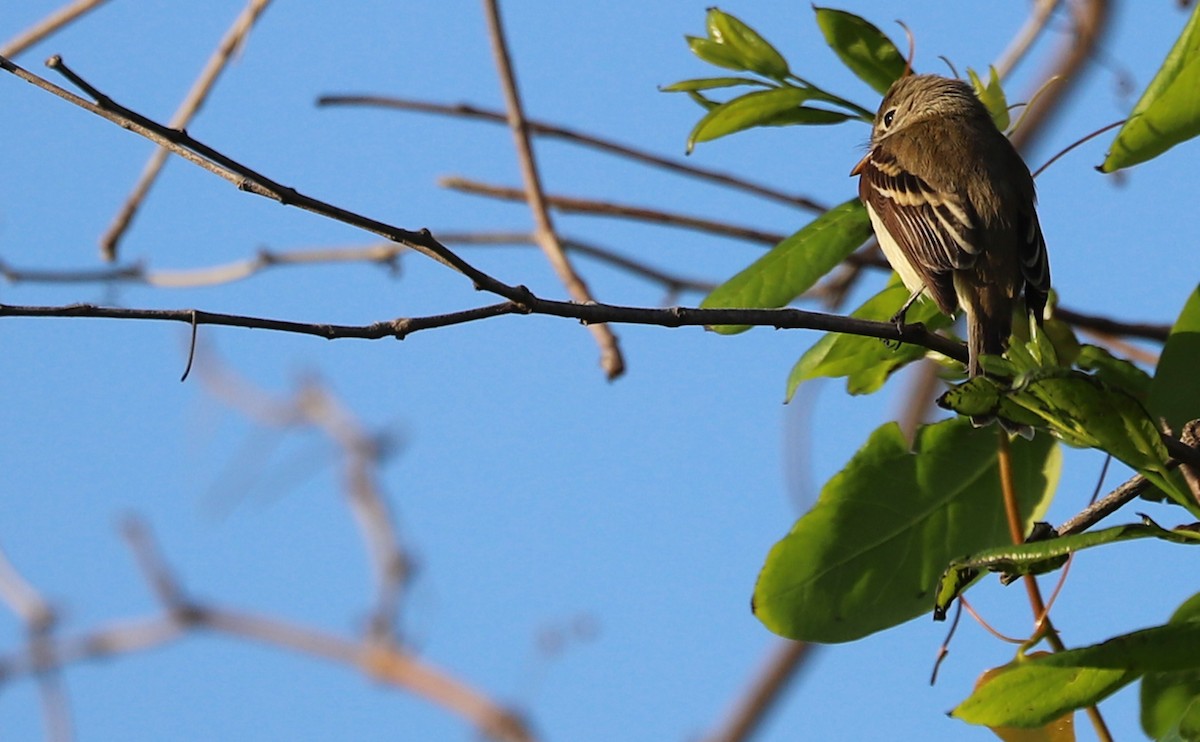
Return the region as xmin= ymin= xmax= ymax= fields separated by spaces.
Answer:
xmin=786 ymin=278 xmax=951 ymax=399
xmin=1143 ymin=593 xmax=1200 ymax=740
xmin=813 ymin=7 xmax=907 ymax=95
xmin=1149 ymin=285 xmax=1200 ymax=433
xmin=954 ymin=621 xmax=1200 ymax=728
xmin=977 ymin=655 xmax=1077 ymax=742
xmin=969 ymin=66 xmax=1011 ymax=132
xmin=753 ymin=418 xmax=1058 ymax=643
xmin=686 ymin=36 xmax=753 ymax=72
xmin=701 ymin=199 xmax=871 ymax=333
xmin=660 ymin=76 xmax=771 ymax=93
xmin=1101 ymin=2 xmax=1200 ymax=171
xmin=705 ymin=8 xmax=790 ymax=79
xmin=686 ymin=87 xmax=814 ymax=151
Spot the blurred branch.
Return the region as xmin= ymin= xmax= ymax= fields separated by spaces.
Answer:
xmin=100 ymin=0 xmax=274 ymax=261
xmin=481 ymin=0 xmax=624 ymax=379
xmin=0 ymin=546 xmax=73 ymax=741
xmin=0 ymin=518 xmax=534 ymax=742
xmin=441 ymin=176 xmax=788 ymax=245
xmin=315 ymin=95 xmax=827 ymax=213
xmin=194 ymin=365 xmax=411 ymax=642
xmin=0 ymin=0 xmax=110 ymax=58
xmin=701 ymin=640 xmax=813 ymax=742
xmin=993 ymin=0 xmax=1062 ymax=79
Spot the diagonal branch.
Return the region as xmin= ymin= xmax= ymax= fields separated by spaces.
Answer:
xmin=0 ymin=0 xmax=110 ymax=58
xmin=441 ymin=176 xmax=788 ymax=245
xmin=100 ymin=0 xmax=274 ymax=261
xmin=481 ymin=0 xmax=624 ymax=378
xmin=315 ymin=95 xmax=827 ymax=213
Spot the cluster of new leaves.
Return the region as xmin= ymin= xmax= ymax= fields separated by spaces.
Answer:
xmin=670 ymin=6 xmax=1200 ymax=739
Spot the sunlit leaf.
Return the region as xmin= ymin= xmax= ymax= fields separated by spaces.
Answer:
xmin=1101 ymin=2 xmax=1200 ymax=171
xmin=969 ymin=66 xmax=1011 ymax=132
xmin=1148 ymin=284 xmax=1200 ymax=433
xmin=977 ymin=655 xmax=1077 ymax=742
xmin=705 ymin=8 xmax=790 ymax=79
xmin=813 ymin=7 xmax=907 ymax=95
xmin=660 ymin=77 xmax=771 ymax=93
xmin=686 ymin=35 xmax=753 ymax=72
xmin=753 ymin=418 xmax=1058 ymax=643
xmin=1076 ymin=344 xmax=1152 ymax=403
xmin=701 ymin=199 xmax=871 ymax=333
xmin=954 ymin=621 xmax=1200 ymax=728
xmin=686 ymin=87 xmax=813 ymax=151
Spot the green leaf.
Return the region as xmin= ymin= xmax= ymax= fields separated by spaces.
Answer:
xmin=785 ymin=277 xmax=951 ymax=399
xmin=660 ymin=76 xmax=771 ymax=93
xmin=1143 ymin=593 xmax=1200 ymax=740
xmin=939 ymin=370 xmax=1197 ymax=515
xmin=686 ymin=36 xmax=754 ymax=72
xmin=1077 ymin=344 xmax=1152 ymax=403
xmin=813 ymin=7 xmax=907 ymax=95
xmin=700 ymin=199 xmax=871 ymax=333
xmin=954 ymin=621 xmax=1200 ymax=728
xmin=705 ymin=8 xmax=790 ymax=79
xmin=753 ymin=418 xmax=1058 ymax=643
xmin=762 ymin=106 xmax=855 ymax=126
xmin=935 ymin=517 xmax=1200 ymax=617
xmin=968 ymin=66 xmax=1011 ymax=131
xmin=1101 ymin=2 xmax=1200 ymax=171
xmin=1149 ymin=284 xmax=1200 ymax=433
xmin=686 ymin=86 xmax=813 ymax=151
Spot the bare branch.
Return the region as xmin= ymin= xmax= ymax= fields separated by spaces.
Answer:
xmin=993 ymin=0 xmax=1063 ymax=80
xmin=315 ymin=95 xmax=827 ymax=213
xmin=0 ymin=0 xmax=110 ymax=58
xmin=100 ymin=0 xmax=275 ymax=260
xmin=0 ymin=300 xmax=971 ymax=364
xmin=700 ymin=640 xmax=813 ymax=742
xmin=481 ymin=0 xmax=624 ymax=378
xmin=441 ymin=176 xmax=788 ymax=245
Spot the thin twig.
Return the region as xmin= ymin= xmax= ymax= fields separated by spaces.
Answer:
xmin=315 ymin=95 xmax=827 ymax=213
xmin=100 ymin=0 xmax=275 ymax=260
xmin=481 ymin=0 xmax=624 ymax=379
xmin=0 ymin=0 xmax=110 ymax=58
xmin=0 ymin=300 xmax=972 ymax=363
xmin=441 ymin=176 xmax=788 ymax=245
xmin=993 ymin=0 xmax=1063 ymax=80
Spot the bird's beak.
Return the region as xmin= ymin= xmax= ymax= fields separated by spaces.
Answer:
xmin=850 ymin=151 xmax=871 ymax=177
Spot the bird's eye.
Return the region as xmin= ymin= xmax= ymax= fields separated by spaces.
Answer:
xmin=882 ymin=109 xmax=896 ymax=128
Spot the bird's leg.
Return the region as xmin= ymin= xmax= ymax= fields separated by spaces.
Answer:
xmin=885 ymin=285 xmax=925 ymax=348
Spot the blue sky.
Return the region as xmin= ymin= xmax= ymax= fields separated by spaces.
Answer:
xmin=1 ymin=2 xmax=1197 ymax=740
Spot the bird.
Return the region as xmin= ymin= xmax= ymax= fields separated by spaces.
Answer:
xmin=851 ymin=73 xmax=1050 ymax=377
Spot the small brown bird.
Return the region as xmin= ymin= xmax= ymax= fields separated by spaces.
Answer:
xmin=851 ymin=74 xmax=1050 ymax=376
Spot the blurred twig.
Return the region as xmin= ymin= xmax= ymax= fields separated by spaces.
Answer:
xmin=701 ymin=640 xmax=813 ymax=742
xmin=481 ymin=0 xmax=624 ymax=379
xmin=315 ymin=95 xmax=827 ymax=213
xmin=993 ymin=0 xmax=1062 ymax=79
xmin=100 ymin=0 xmax=274 ymax=261
xmin=0 ymin=0 xmax=110 ymax=58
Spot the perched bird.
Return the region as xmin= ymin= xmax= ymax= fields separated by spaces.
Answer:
xmin=851 ymin=74 xmax=1050 ymax=376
